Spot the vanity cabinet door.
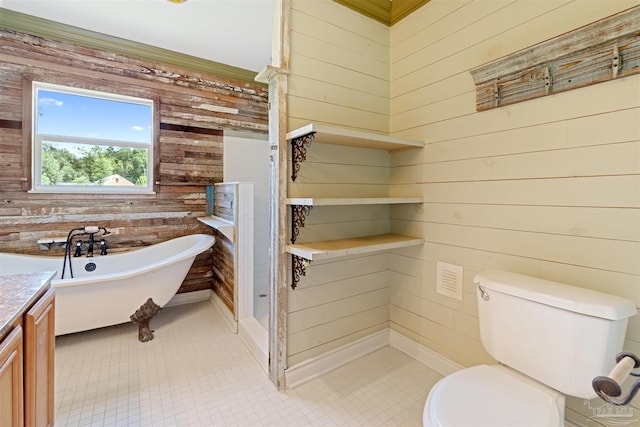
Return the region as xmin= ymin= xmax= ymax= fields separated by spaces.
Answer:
xmin=24 ymin=288 xmax=55 ymax=427
xmin=0 ymin=325 xmax=24 ymax=427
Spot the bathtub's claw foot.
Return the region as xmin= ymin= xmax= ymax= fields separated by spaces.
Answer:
xmin=130 ymin=298 xmax=161 ymax=342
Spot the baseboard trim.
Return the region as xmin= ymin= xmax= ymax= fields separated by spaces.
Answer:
xmin=166 ymin=289 xmax=212 ymax=307
xmin=389 ymin=329 xmax=463 ymax=376
xmin=285 ymin=329 xmax=389 ymax=389
xmin=240 ymin=320 xmax=596 ymax=427
xmin=210 ymin=291 xmax=237 ymax=333
xmin=238 ymin=317 xmax=269 ymax=373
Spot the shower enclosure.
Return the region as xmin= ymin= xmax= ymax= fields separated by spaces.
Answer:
xmin=222 ymin=131 xmax=270 ymax=371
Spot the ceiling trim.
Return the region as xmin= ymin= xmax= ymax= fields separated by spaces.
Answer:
xmin=332 ymin=0 xmax=431 ymax=26
xmin=390 ymin=0 xmax=432 ymax=25
xmin=0 ymin=8 xmax=264 ymax=86
xmin=333 ymin=0 xmax=390 ymax=25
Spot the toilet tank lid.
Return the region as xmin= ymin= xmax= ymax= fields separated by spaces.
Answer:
xmin=473 ymin=269 xmax=637 ymax=321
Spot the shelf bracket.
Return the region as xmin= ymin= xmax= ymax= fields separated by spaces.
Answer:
xmin=290 ymin=132 xmax=315 ymax=181
xmin=290 ymin=205 xmax=312 ymax=244
xmin=291 ymin=254 xmax=310 ymax=290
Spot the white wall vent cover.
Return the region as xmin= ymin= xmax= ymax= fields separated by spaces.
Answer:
xmin=436 ymin=262 xmax=463 ymax=300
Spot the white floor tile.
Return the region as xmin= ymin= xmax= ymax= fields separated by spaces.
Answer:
xmin=55 ymin=300 xmax=441 ymax=426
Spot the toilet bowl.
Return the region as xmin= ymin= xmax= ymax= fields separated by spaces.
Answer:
xmin=423 ymin=365 xmax=564 ymax=426
xmin=423 ymin=269 xmax=637 ymax=427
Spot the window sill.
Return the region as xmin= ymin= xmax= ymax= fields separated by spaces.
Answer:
xmin=28 ymin=189 xmax=157 ymax=195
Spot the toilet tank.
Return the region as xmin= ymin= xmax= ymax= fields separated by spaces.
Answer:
xmin=474 ymin=269 xmax=637 ymax=399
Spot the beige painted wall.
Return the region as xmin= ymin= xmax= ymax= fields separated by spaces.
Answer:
xmin=288 ymin=0 xmax=390 ymax=133
xmin=286 ymin=0 xmax=394 ymax=365
xmin=285 ymin=0 xmax=640 ymax=419
xmin=388 ymin=0 xmax=640 ymax=420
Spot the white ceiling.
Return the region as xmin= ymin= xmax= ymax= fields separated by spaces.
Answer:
xmin=0 ymin=0 xmax=273 ymax=73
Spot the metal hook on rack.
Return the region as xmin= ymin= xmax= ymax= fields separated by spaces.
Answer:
xmin=592 ymin=352 xmax=640 ymax=406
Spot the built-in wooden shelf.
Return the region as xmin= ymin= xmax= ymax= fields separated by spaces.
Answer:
xmin=287 ymin=197 xmax=423 ymax=246
xmin=285 ymin=124 xmax=425 ymax=289
xmin=286 ymin=233 xmax=424 ymax=262
xmin=286 ymin=123 xmax=424 ymax=151
xmin=197 ymin=215 xmax=234 ymax=242
xmin=286 ymin=197 xmax=423 ymax=206
xmin=286 ymin=124 xmax=425 ymax=182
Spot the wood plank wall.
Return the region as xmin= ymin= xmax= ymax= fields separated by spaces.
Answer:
xmin=288 ymin=2 xmax=640 ymax=419
xmin=0 ymin=28 xmax=268 ymax=295
xmin=286 ymin=0 xmax=393 ymax=366
xmin=389 ymin=0 xmax=640 ymax=420
xmin=289 ymin=0 xmax=389 ymax=133
xmin=211 ymin=184 xmax=237 ymax=311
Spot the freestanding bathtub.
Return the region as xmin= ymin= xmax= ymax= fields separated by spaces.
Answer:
xmin=0 ymin=233 xmax=215 ymax=335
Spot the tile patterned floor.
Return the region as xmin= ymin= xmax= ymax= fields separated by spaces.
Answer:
xmin=54 ymin=300 xmax=442 ymax=426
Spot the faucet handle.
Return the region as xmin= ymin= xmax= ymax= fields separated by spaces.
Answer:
xmin=74 ymin=241 xmax=83 ymax=257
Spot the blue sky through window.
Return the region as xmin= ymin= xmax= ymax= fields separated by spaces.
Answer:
xmin=37 ymin=89 xmax=152 ymax=143
xmin=32 ymin=83 xmax=154 ymax=193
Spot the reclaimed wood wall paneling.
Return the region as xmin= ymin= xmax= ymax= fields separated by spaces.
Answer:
xmin=0 ymin=28 xmax=268 ymax=295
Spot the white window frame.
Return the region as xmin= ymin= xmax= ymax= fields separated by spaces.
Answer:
xmin=31 ymin=82 xmax=155 ymax=194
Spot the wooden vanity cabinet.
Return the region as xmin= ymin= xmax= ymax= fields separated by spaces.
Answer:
xmin=0 ymin=277 xmax=55 ymax=427
xmin=24 ymin=288 xmax=55 ymax=427
xmin=0 ymin=325 xmax=24 ymax=427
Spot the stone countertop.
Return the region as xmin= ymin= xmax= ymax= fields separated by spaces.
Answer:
xmin=0 ymin=271 xmax=56 ymax=339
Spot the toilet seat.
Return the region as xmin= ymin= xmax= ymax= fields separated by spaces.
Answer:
xmin=424 ymin=365 xmax=565 ymax=427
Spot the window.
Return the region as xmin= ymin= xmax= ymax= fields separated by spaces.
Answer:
xmin=32 ymin=82 xmax=154 ymax=193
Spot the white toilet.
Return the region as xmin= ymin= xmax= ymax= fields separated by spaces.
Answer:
xmin=424 ymin=269 xmax=637 ymax=426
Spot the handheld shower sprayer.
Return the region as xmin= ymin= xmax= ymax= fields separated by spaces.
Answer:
xmin=70 ymin=226 xmax=110 ymax=235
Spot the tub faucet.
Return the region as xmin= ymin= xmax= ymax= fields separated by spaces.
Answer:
xmin=62 ymin=225 xmax=110 ymax=278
